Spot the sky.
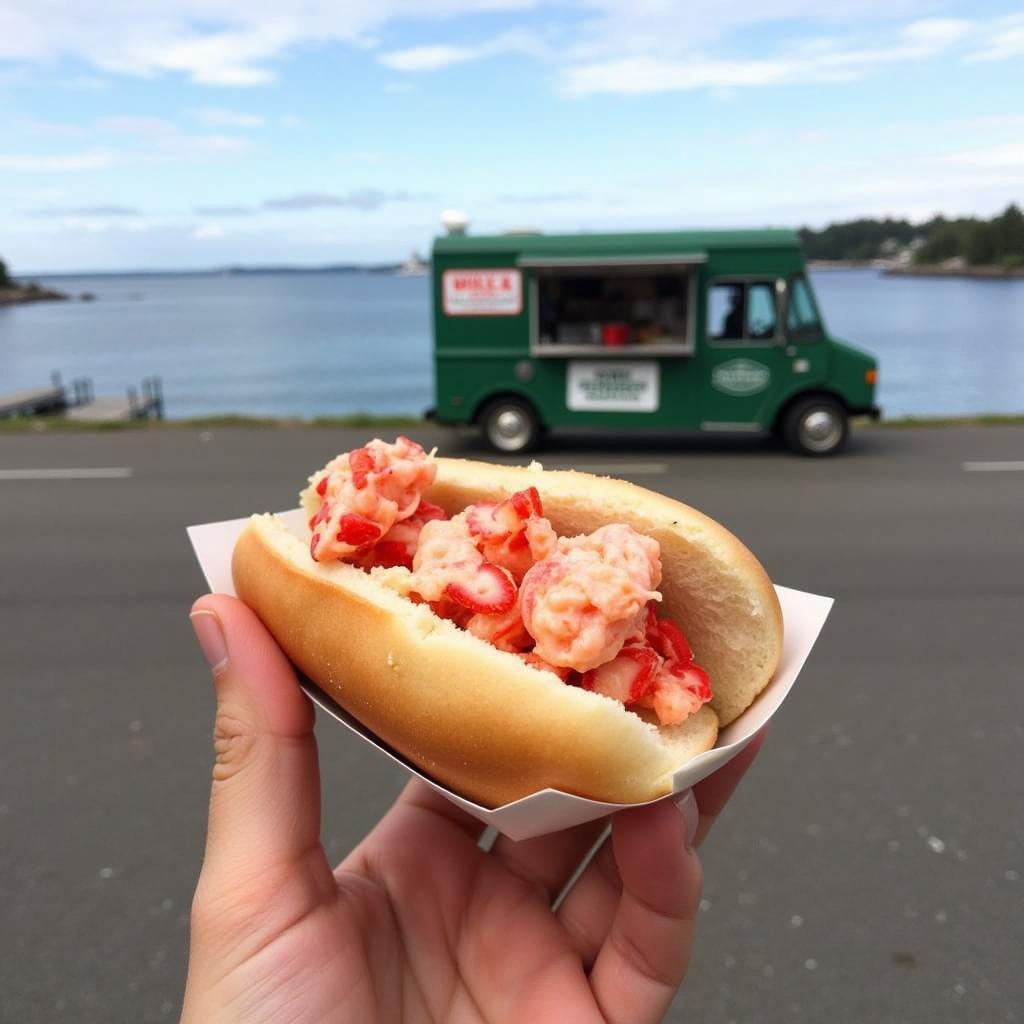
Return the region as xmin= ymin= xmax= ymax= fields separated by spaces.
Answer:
xmin=2 ymin=0 xmax=1023 ymax=272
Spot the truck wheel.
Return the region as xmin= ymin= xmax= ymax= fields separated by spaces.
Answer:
xmin=782 ymin=396 xmax=848 ymax=456
xmin=480 ymin=397 xmax=541 ymax=454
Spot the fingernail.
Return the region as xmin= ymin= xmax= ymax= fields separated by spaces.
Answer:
xmin=190 ymin=610 xmax=228 ymax=673
xmin=673 ymin=789 xmax=699 ymax=849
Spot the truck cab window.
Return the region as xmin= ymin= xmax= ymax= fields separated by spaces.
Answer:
xmin=746 ymin=282 xmax=777 ymax=339
xmin=787 ymin=276 xmax=822 ymax=338
xmin=709 ymin=284 xmax=744 ymax=339
xmin=709 ymin=281 xmax=776 ymax=342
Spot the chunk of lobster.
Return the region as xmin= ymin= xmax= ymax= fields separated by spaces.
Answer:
xmin=517 ymin=652 xmax=575 ymax=682
xmin=519 ymin=524 xmax=661 ymax=673
xmin=639 ymin=663 xmax=713 ymax=727
xmin=579 ymin=645 xmax=661 ymax=704
xmin=355 ymin=500 xmax=448 ymax=570
xmin=465 ymin=487 xmax=555 ymax=581
xmin=305 ymin=436 xmax=437 ymax=562
xmin=642 ymin=607 xmax=695 ymax=664
xmin=466 ymin=604 xmax=532 ymax=652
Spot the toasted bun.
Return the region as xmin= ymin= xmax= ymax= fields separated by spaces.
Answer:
xmin=232 ymin=459 xmax=782 ymax=807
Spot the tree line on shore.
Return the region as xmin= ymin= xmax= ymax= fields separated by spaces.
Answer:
xmin=4 ymin=203 xmax=1023 ymax=280
xmin=799 ymin=203 xmax=1024 ymax=267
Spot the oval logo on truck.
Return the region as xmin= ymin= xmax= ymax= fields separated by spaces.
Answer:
xmin=711 ymin=359 xmax=771 ymax=396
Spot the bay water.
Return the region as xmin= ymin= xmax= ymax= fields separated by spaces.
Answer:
xmin=1 ymin=268 xmax=1021 ymax=420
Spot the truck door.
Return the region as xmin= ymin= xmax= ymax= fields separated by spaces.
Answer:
xmin=698 ymin=278 xmax=790 ymax=430
xmin=780 ymin=273 xmax=830 ymax=385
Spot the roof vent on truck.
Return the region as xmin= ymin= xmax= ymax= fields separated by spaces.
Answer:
xmin=440 ymin=209 xmax=470 ymax=235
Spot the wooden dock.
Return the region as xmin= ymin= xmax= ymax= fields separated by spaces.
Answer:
xmin=0 ymin=373 xmax=164 ymax=423
xmin=66 ymin=398 xmax=142 ymax=422
xmin=65 ymin=377 xmax=164 ymax=422
xmin=0 ymin=385 xmax=67 ymax=418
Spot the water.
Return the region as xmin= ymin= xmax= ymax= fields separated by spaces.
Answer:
xmin=1 ymin=268 xmax=1021 ymax=419
xmin=0 ymin=272 xmax=433 ymax=419
xmin=812 ymin=269 xmax=1024 ymax=418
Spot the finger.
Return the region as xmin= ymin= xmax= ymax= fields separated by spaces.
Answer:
xmin=339 ymin=778 xmax=486 ymax=885
xmin=393 ymin=779 xmax=489 ymax=841
xmin=490 ymin=817 xmax=611 ymax=903
xmin=692 ymin=728 xmax=766 ymax=847
xmin=557 ymin=792 xmax=697 ymax=966
xmin=588 ymin=799 xmax=702 ymax=1024
xmin=190 ymin=594 xmax=329 ymax=889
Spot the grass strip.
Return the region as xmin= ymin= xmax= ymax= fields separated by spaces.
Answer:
xmin=2 ymin=412 xmax=1023 ymax=434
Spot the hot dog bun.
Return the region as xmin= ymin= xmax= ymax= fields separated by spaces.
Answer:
xmin=232 ymin=458 xmax=783 ymax=807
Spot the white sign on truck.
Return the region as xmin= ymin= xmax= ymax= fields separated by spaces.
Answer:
xmin=566 ymin=361 xmax=660 ymax=412
xmin=442 ymin=269 xmax=522 ymax=316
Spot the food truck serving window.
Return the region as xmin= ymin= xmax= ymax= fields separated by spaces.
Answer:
xmin=528 ymin=261 xmax=698 ymax=357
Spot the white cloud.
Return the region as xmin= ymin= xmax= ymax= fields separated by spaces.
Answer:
xmin=165 ymin=134 xmax=249 ymax=157
xmin=194 ymin=204 xmax=256 ymax=216
xmin=561 ymin=17 xmax=974 ymax=95
xmin=0 ymin=1 xmax=1011 ymax=95
xmin=0 ymin=150 xmax=114 ymax=172
xmin=562 ymin=0 xmax=935 ymax=60
xmin=380 ymin=44 xmax=480 ymax=72
xmin=263 ymin=189 xmax=425 ymax=210
xmin=95 ymin=116 xmax=249 ymax=159
xmin=195 ymin=108 xmax=265 ymax=128
xmin=193 ymin=223 xmax=226 ymax=240
xmin=966 ymin=12 xmax=1024 ymax=61
xmin=97 ymin=115 xmax=177 ymax=137
xmin=12 ymin=116 xmax=84 ymax=137
xmin=0 ymin=0 xmax=538 ymax=86
xmin=943 ymin=143 xmax=1024 ymax=171
xmin=31 ymin=204 xmax=140 ymax=216
xmin=379 ymin=30 xmax=545 ymax=72
xmin=53 ymin=214 xmax=158 ymax=234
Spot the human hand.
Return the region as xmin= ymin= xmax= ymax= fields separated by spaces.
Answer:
xmin=183 ymin=594 xmax=765 ymax=1023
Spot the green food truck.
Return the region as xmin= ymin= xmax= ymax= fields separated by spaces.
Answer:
xmin=429 ymin=228 xmax=879 ymax=455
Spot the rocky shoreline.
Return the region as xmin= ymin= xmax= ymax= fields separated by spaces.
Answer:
xmin=0 ymin=282 xmax=71 ymax=306
xmin=808 ymin=259 xmax=1024 ymax=279
xmin=882 ymin=263 xmax=1024 ymax=280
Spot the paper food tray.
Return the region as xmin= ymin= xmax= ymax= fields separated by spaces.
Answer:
xmin=188 ymin=509 xmax=832 ymax=840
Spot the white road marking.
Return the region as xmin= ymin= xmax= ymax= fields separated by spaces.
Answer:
xmin=962 ymin=461 xmax=1024 ymax=472
xmin=0 ymin=467 xmax=134 ymax=480
xmin=544 ymin=462 xmax=668 ymax=475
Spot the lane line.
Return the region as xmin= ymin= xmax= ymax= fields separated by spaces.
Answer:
xmin=540 ymin=462 xmax=668 ymax=475
xmin=962 ymin=461 xmax=1024 ymax=472
xmin=0 ymin=467 xmax=134 ymax=480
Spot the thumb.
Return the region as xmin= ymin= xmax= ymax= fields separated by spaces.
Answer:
xmin=190 ymin=594 xmax=325 ymax=886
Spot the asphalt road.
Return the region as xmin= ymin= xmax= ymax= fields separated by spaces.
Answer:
xmin=2 ymin=424 xmax=1022 ymax=1023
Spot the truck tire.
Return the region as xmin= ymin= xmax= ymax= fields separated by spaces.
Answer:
xmin=480 ymin=397 xmax=541 ymax=454
xmin=781 ymin=395 xmax=848 ymax=456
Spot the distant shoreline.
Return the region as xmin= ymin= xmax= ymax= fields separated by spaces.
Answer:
xmin=26 ymin=263 xmax=413 ymax=280
xmin=807 ymin=259 xmax=1024 ymax=279
xmin=807 ymin=259 xmax=876 ymax=270
xmin=0 ymin=282 xmax=70 ymax=306
xmin=882 ymin=264 xmax=1024 ymax=280
xmin=23 ymin=260 xmax=1021 ymax=281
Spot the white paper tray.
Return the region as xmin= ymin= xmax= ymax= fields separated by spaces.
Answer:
xmin=189 ymin=510 xmax=832 ymax=840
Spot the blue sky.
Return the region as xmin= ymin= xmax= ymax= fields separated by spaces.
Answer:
xmin=3 ymin=1 xmax=1023 ymax=272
